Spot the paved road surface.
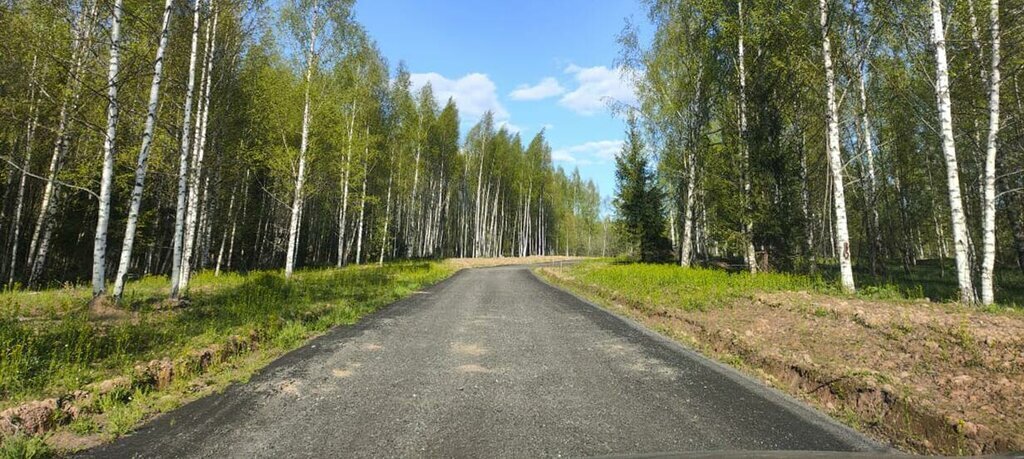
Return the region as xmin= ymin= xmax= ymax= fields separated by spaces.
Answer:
xmin=83 ymin=265 xmax=884 ymax=458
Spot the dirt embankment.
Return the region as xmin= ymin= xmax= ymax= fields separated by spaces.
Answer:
xmin=540 ymin=267 xmax=1024 ymax=455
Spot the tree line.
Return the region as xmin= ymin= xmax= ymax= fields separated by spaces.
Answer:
xmin=0 ymin=0 xmax=605 ymax=300
xmin=615 ymin=0 xmax=1023 ymax=304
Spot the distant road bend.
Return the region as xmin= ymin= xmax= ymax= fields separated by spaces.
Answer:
xmin=84 ymin=264 xmax=886 ymax=458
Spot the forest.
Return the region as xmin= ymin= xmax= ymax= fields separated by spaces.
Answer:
xmin=615 ymin=0 xmax=1024 ymax=305
xmin=0 ymin=0 xmax=605 ymax=300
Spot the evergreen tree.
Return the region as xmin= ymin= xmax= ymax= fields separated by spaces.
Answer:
xmin=614 ymin=113 xmax=669 ymax=262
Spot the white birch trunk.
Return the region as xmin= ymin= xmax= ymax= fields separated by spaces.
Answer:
xmin=113 ymin=0 xmax=173 ymax=299
xmin=379 ymin=167 xmax=393 ymax=266
xmin=355 ymin=155 xmax=367 ymax=265
xmin=980 ymin=0 xmax=1000 ymax=305
xmin=285 ymin=3 xmax=317 ymax=278
xmin=680 ymin=156 xmax=696 ymax=267
xmin=170 ymin=0 xmax=204 ymax=299
xmin=931 ymin=0 xmax=976 ymax=303
xmin=473 ymin=137 xmax=487 ymax=257
xmin=92 ymin=0 xmax=124 ymax=297
xmin=738 ymin=0 xmax=757 ymax=273
xmin=180 ymin=5 xmax=218 ymax=290
xmin=215 ymin=185 xmax=236 ymax=275
xmin=9 ymin=56 xmax=39 ymax=286
xmin=337 ymin=100 xmax=356 ymax=267
xmin=821 ymin=0 xmax=856 ymax=292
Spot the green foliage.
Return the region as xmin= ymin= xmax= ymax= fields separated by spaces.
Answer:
xmin=614 ymin=114 xmax=672 ymax=262
xmin=0 ymin=434 xmax=52 ymax=459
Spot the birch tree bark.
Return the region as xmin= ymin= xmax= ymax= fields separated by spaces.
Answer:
xmin=337 ymin=99 xmax=356 ymax=267
xmin=930 ymin=0 xmax=976 ymax=303
xmin=980 ymin=0 xmax=1000 ymax=305
xmin=379 ymin=165 xmax=393 ymax=266
xmin=180 ymin=5 xmax=218 ymax=291
xmin=170 ymin=0 xmax=204 ymax=299
xmin=285 ymin=1 xmax=318 ymax=278
xmin=8 ymin=56 xmax=39 ymax=286
xmin=113 ymin=0 xmax=174 ymax=299
xmin=858 ymin=56 xmax=882 ymax=276
xmin=92 ymin=0 xmax=124 ymax=297
xmin=820 ymin=0 xmax=856 ymax=292
xmin=737 ymin=0 xmax=757 ymax=273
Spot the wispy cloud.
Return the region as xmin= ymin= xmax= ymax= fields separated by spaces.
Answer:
xmin=509 ymin=77 xmax=566 ymax=101
xmin=410 ymin=72 xmax=509 ymax=120
xmin=552 ymin=140 xmax=623 ymax=165
xmin=559 ymin=64 xmax=636 ymax=116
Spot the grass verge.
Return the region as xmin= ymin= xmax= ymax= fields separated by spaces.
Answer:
xmin=538 ymin=260 xmax=1024 ymax=456
xmin=0 ymin=261 xmax=454 ymax=455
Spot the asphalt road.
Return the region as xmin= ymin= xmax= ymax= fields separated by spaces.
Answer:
xmin=83 ymin=264 xmax=885 ymax=458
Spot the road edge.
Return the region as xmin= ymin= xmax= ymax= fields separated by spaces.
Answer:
xmin=529 ymin=267 xmax=895 ymax=454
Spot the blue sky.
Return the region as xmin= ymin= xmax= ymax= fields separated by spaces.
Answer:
xmin=353 ymin=0 xmax=647 ymax=205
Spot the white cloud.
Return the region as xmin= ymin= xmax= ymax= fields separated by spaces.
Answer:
xmin=552 ymin=140 xmax=624 ymax=165
xmin=509 ymin=77 xmax=565 ymax=101
xmin=559 ymin=64 xmax=637 ymax=116
xmin=409 ymin=72 xmax=509 ymax=120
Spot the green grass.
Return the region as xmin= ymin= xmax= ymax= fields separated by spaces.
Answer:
xmin=559 ymin=258 xmax=1024 ymax=310
xmin=562 ymin=260 xmax=819 ymax=311
xmin=0 ymin=262 xmax=453 ymax=409
xmin=0 ymin=434 xmax=51 ymax=459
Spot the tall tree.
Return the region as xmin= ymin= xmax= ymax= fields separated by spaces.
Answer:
xmin=930 ymin=0 xmax=976 ymax=303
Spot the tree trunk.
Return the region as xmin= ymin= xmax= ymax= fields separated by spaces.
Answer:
xmin=355 ymin=154 xmax=368 ymax=265
xmin=286 ymin=2 xmax=317 ymax=278
xmin=821 ymin=0 xmax=856 ymax=292
xmin=738 ymin=0 xmax=757 ymax=273
xmin=980 ymin=0 xmax=1000 ymax=305
xmin=379 ymin=166 xmax=393 ymax=266
xmin=92 ymin=0 xmax=124 ymax=297
xmin=680 ymin=155 xmax=696 ymax=267
xmin=8 ymin=56 xmax=40 ymax=286
xmin=170 ymin=0 xmax=204 ymax=299
xmin=179 ymin=5 xmax=218 ymax=291
xmin=930 ymin=0 xmax=976 ymax=303
xmin=858 ymin=58 xmax=882 ymax=276
xmin=113 ymin=0 xmax=173 ymax=299
xmin=337 ymin=99 xmax=356 ymax=267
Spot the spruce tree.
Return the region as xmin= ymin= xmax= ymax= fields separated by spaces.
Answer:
xmin=615 ymin=113 xmax=670 ymax=262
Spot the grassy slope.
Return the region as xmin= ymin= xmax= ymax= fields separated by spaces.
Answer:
xmin=539 ymin=260 xmax=1024 ymax=455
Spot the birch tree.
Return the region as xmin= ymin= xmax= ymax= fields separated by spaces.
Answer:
xmin=284 ymin=0 xmax=321 ymax=277
xmin=930 ymin=0 xmax=976 ymax=303
xmin=91 ymin=0 xmax=124 ymax=297
xmin=112 ymin=0 xmax=174 ymax=300
xmin=170 ymin=0 xmax=205 ymax=300
xmin=980 ymin=0 xmax=1000 ymax=305
xmin=820 ymin=0 xmax=855 ymax=292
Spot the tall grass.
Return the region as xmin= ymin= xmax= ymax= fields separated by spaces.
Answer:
xmin=0 ymin=262 xmax=452 ymax=408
